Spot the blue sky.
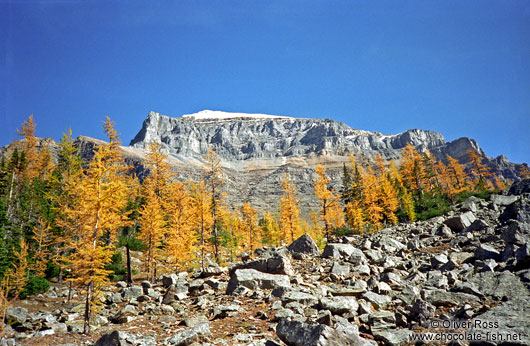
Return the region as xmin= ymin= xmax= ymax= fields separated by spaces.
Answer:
xmin=1 ymin=0 xmax=529 ymax=163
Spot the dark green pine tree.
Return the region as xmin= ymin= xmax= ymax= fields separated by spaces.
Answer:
xmin=341 ymin=163 xmax=353 ymax=205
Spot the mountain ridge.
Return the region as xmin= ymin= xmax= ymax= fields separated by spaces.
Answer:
xmin=130 ymin=110 xmax=457 ymax=163
xmin=1 ymin=110 xmax=526 ymax=216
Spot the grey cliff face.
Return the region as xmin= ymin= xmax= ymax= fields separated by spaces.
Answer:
xmin=129 ymin=111 xmax=447 ymax=161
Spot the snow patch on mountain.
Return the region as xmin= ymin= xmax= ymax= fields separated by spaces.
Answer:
xmin=181 ymin=109 xmax=294 ymax=120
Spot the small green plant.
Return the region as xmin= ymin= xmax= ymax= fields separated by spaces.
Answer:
xmin=454 ymin=190 xmax=495 ymax=203
xmin=20 ymin=275 xmax=50 ymax=298
xmin=332 ymin=226 xmax=364 ymax=237
xmin=105 ymin=251 xmax=127 ymax=281
xmin=416 ymin=207 xmax=450 ymax=220
xmin=118 ymin=234 xmax=146 ymax=251
xmin=45 ymin=260 xmax=60 ymax=279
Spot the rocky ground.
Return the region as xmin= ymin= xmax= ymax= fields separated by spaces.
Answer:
xmin=2 ymin=180 xmax=530 ymax=346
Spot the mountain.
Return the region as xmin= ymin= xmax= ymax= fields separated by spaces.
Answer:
xmin=1 ymin=110 xmax=525 ymax=215
xmin=127 ymin=110 xmax=524 ymax=215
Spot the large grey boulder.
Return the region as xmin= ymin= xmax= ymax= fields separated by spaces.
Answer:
xmin=322 ymin=244 xmax=358 ymax=259
xmin=468 ymin=296 xmax=530 ymax=345
xmin=461 ymin=196 xmax=479 ymax=212
xmin=502 ymin=221 xmax=530 ymax=246
xmin=164 ymin=323 xmax=212 ymax=345
xmin=322 ymin=244 xmax=366 ymax=266
xmin=369 ymin=310 xmax=396 ymax=332
xmin=282 ymin=291 xmax=319 ymax=306
xmin=226 ymin=269 xmax=290 ymax=295
xmin=372 ymin=329 xmax=412 ymax=346
xmin=288 ymin=233 xmax=321 ymax=256
xmin=230 ymin=256 xmax=293 ymax=275
xmin=330 ymin=262 xmax=350 ymax=276
xmin=319 ymin=296 xmax=359 ymax=315
xmin=375 ymin=237 xmax=406 ymax=252
xmin=491 ymin=194 xmax=518 ymax=206
xmin=200 ymin=264 xmax=227 ymax=278
xmin=515 ymin=245 xmax=530 ymax=268
xmin=444 ymin=212 xmax=476 ymax=232
xmin=475 ymin=244 xmax=501 ymax=261
xmin=422 ymin=289 xmax=479 ymax=306
xmin=93 ymin=331 xmax=134 ymax=346
xmin=411 ymin=298 xmax=436 ymax=322
xmin=276 ymin=318 xmax=377 ymax=346
xmin=500 ymin=199 xmax=530 ymax=224
xmin=362 ymin=291 xmax=391 ymax=309
xmin=465 ymin=271 xmax=529 ymax=300
xmin=430 ymin=254 xmax=449 ymax=268
xmin=160 ymin=274 xmax=179 ymax=288
xmin=121 ymin=286 xmax=143 ymax=300
xmin=5 ymin=307 xmax=28 ymax=324
xmin=110 ymin=305 xmax=139 ymax=324
xmin=163 ymin=281 xmax=189 ymax=304
xmin=508 ymin=178 xmax=530 ymax=195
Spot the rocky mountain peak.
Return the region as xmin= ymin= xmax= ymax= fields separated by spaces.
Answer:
xmin=129 ymin=110 xmax=448 ymax=163
xmin=125 ymin=110 xmax=524 ymax=215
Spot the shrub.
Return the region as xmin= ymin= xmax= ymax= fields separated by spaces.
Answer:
xmin=105 ymin=251 xmax=127 ymax=281
xmin=45 ymin=261 xmax=60 ymax=279
xmin=455 ymin=190 xmax=495 ymax=203
xmin=118 ymin=233 xmax=146 ymax=251
xmin=20 ymin=275 xmax=50 ymax=298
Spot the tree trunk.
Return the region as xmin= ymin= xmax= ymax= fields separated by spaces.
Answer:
xmin=126 ymin=240 xmax=132 ymax=287
xmin=67 ymin=281 xmax=73 ymax=303
xmin=83 ymin=283 xmax=91 ymax=335
xmin=200 ymin=214 xmax=205 ymax=271
xmin=58 ymin=266 xmax=63 ymax=284
xmin=213 ymin=218 xmax=219 ymax=263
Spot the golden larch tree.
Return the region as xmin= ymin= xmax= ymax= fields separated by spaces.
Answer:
xmin=345 ymin=199 xmax=365 ymax=233
xmin=389 ymin=161 xmax=415 ymax=222
xmin=52 ymin=129 xmax=83 ymax=284
xmin=31 ymin=218 xmax=52 ymax=277
xmin=400 ymin=187 xmax=416 ymax=222
xmin=66 ymin=117 xmax=131 ymax=334
xmin=165 ymin=180 xmax=196 ymax=271
xmin=435 ymin=159 xmax=454 ymax=197
xmin=313 ymin=164 xmax=344 ymax=240
xmin=374 ymin=157 xmax=399 ymax=225
xmin=260 ymin=212 xmax=280 ymax=246
xmin=446 ymin=155 xmax=468 ymax=194
xmin=360 ymin=166 xmax=384 ymax=230
xmin=344 ymin=157 xmax=365 ymax=231
xmin=379 ymin=173 xmax=399 ymax=225
xmin=138 ymin=141 xmax=172 ymax=281
xmin=467 ymin=149 xmax=493 ymax=190
xmin=188 ymin=180 xmax=213 ymax=270
xmin=239 ymin=201 xmax=261 ymax=253
xmin=204 ymin=148 xmax=224 ymax=263
xmin=279 ymin=173 xmax=302 ymax=243
xmin=138 ymin=188 xmax=166 ymax=282
xmin=493 ymin=176 xmax=507 ymax=191
xmin=16 ymin=115 xmax=38 ymax=180
xmin=519 ymin=165 xmax=530 ymax=179
xmin=400 ymin=144 xmax=424 ymax=192
xmin=0 ymin=239 xmax=28 ymax=332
